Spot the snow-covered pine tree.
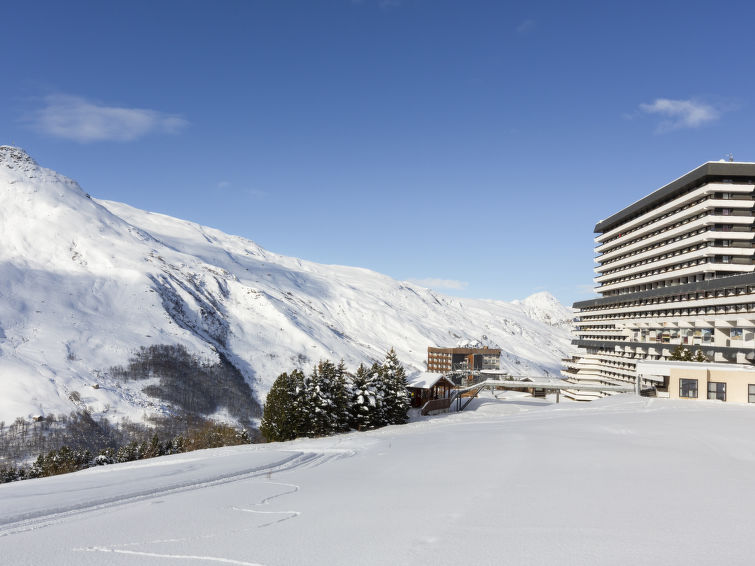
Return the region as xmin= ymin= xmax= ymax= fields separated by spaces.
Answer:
xmin=306 ymin=361 xmax=337 ymax=437
xmin=260 ymin=371 xmax=300 ymax=442
xmin=332 ymin=360 xmax=352 ymax=433
xmin=350 ymin=363 xmax=377 ymax=431
xmin=693 ymin=349 xmax=709 ymax=362
xmin=382 ymin=348 xmax=409 ymax=425
xmin=289 ymin=368 xmax=310 ymax=438
xmin=369 ymin=361 xmax=389 ymax=428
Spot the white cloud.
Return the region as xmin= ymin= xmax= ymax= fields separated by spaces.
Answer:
xmin=244 ymin=188 xmax=268 ymax=198
xmin=29 ymin=94 xmax=188 ymax=142
xmin=516 ymin=19 xmax=536 ymax=34
xmin=215 ymin=180 xmax=266 ymax=198
xmin=408 ymin=278 xmax=468 ymax=291
xmin=638 ymin=98 xmax=720 ymax=133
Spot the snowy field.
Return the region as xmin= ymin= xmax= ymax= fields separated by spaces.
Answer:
xmin=2 ymin=393 xmax=753 ymax=565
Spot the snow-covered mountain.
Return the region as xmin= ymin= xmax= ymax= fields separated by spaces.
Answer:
xmin=512 ymin=291 xmax=574 ymax=330
xmin=0 ymin=146 xmax=574 ymax=425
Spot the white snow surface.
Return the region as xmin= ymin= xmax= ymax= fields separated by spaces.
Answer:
xmin=2 ymin=394 xmax=754 ymax=565
xmin=0 ymin=146 xmax=573 ymax=424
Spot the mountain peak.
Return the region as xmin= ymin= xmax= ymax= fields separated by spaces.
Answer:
xmin=514 ymin=291 xmax=573 ymax=328
xmin=0 ymin=146 xmax=37 ymax=172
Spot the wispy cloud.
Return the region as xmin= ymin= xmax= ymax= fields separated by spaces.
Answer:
xmin=638 ymin=98 xmax=720 ymax=133
xmin=408 ymin=278 xmax=468 ymax=291
xmin=244 ymin=188 xmax=267 ymax=198
xmin=351 ymin=0 xmax=402 ymax=8
xmin=28 ymin=94 xmax=188 ymax=142
xmin=216 ymin=180 xmax=267 ymax=198
xmin=516 ymin=19 xmax=536 ymax=34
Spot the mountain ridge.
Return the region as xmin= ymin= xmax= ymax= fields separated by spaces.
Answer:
xmin=0 ymin=146 xmax=574 ymax=425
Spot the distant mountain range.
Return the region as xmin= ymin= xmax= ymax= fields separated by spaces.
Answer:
xmin=0 ymin=146 xmax=574 ymax=425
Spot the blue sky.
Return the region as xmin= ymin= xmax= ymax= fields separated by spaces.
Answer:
xmin=3 ymin=0 xmax=755 ymax=306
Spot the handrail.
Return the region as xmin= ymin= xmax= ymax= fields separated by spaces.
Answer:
xmin=420 ymin=397 xmax=454 ymax=416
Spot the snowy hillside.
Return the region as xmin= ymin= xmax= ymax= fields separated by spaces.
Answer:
xmin=0 ymin=146 xmax=573 ymax=425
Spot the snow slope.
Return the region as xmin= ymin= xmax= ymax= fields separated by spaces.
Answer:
xmin=0 ymin=146 xmax=573 ymax=424
xmin=2 ymin=394 xmax=753 ymax=565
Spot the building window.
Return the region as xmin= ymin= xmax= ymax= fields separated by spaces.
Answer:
xmin=707 ymin=381 xmax=726 ymax=401
xmin=679 ymin=378 xmax=698 ymax=398
xmin=749 ymin=385 xmax=755 ymax=404
xmin=731 ymin=328 xmax=743 ymax=340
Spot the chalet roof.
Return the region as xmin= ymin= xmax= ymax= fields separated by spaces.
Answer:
xmin=407 ymin=372 xmax=454 ymax=390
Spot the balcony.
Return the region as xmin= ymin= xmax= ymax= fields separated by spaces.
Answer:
xmin=595 ymin=182 xmax=755 ymax=245
xmin=596 ymin=214 xmax=755 ymax=263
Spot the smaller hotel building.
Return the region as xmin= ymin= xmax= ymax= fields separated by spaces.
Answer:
xmin=427 ymin=346 xmax=501 ymax=374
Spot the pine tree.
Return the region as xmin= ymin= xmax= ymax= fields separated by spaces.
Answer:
xmin=307 ymin=361 xmax=336 ymax=437
xmin=692 ymin=349 xmax=709 ymax=362
xmin=382 ymin=348 xmax=410 ymax=425
xmin=260 ymin=371 xmax=299 ymax=442
xmin=350 ymin=364 xmax=377 ymax=430
xmin=370 ymin=362 xmax=389 ymax=428
xmin=670 ymin=345 xmax=692 ymax=361
xmin=289 ymin=369 xmax=310 ymax=438
xmin=332 ymin=360 xmax=352 ymax=433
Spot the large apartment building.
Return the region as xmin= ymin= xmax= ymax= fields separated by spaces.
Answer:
xmin=563 ymin=160 xmax=755 ymax=396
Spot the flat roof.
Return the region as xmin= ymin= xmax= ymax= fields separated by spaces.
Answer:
xmin=594 ymin=161 xmax=755 ymax=235
xmin=460 ymin=378 xmax=635 ymax=393
xmin=427 ymin=346 xmax=501 ymax=354
xmin=637 ymin=360 xmax=755 ymax=376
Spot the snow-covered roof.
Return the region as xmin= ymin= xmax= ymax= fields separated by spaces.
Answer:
xmin=407 ymin=372 xmax=453 ymax=390
xmin=637 ymin=360 xmax=755 ymax=377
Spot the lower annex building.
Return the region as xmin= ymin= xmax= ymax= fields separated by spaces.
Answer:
xmin=426 ymin=346 xmax=501 ymax=374
xmin=563 ymin=160 xmax=755 ymax=400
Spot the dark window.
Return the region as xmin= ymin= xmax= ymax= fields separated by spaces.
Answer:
xmin=680 ymin=378 xmax=698 ymax=398
xmin=749 ymin=385 xmax=755 ymax=404
xmin=707 ymin=381 xmax=726 ymax=401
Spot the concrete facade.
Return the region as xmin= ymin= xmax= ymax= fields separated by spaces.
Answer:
xmin=427 ymin=346 xmax=501 ymax=374
xmin=564 ymin=161 xmax=755 ymax=398
xmin=637 ymin=360 xmax=755 ymax=403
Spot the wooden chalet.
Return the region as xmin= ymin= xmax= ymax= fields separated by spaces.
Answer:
xmin=407 ymin=373 xmax=455 ymax=408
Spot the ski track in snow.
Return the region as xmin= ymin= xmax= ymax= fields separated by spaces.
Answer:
xmin=0 ymin=448 xmax=352 ymax=538
xmin=232 ymin=480 xmax=302 ymax=527
xmin=67 ymin=448 xmax=357 ymax=564
xmin=76 ymin=547 xmax=266 ymax=565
